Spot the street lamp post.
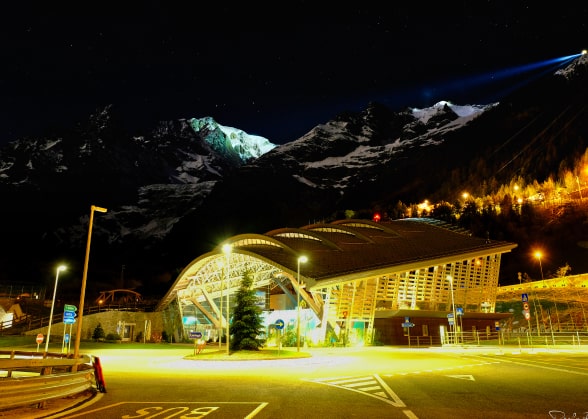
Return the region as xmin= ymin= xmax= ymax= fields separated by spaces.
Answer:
xmin=45 ymin=265 xmax=66 ymax=353
xmin=296 ymin=255 xmax=308 ymax=352
xmin=534 ymin=251 xmax=544 ymax=281
xmin=446 ymin=275 xmax=457 ymax=344
xmin=73 ymin=205 xmax=107 ymax=359
xmin=222 ymin=244 xmax=232 ymax=355
xmin=533 ymin=251 xmax=545 ymax=336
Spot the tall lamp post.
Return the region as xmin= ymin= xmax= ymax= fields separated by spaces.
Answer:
xmin=446 ymin=275 xmax=457 ymax=344
xmin=533 ymin=250 xmax=545 ymax=336
xmin=222 ymin=244 xmax=232 ymax=355
xmin=45 ymin=265 xmax=66 ymax=353
xmin=296 ymin=255 xmax=308 ymax=352
xmin=534 ymin=251 xmax=544 ymax=281
xmin=73 ymin=205 xmax=107 ymax=359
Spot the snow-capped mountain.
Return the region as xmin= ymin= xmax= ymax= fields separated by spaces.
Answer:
xmin=0 ymin=53 xmax=586 ymax=296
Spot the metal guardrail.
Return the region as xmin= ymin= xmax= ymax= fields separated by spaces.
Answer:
xmin=0 ymin=350 xmax=99 ymax=411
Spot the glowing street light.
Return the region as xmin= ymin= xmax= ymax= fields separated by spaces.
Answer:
xmin=222 ymin=243 xmax=232 ymax=355
xmin=446 ymin=275 xmax=457 ymax=344
xmin=296 ymin=255 xmax=308 ymax=352
xmin=45 ymin=265 xmax=66 ymax=353
xmin=74 ymin=205 xmax=107 ymax=359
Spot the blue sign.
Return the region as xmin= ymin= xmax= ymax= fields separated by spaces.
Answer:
xmin=189 ymin=331 xmax=202 ymax=339
xmin=447 ymin=313 xmax=454 ymax=325
xmin=401 ymin=322 xmax=415 ymax=328
xmin=456 ymin=307 xmax=464 ymax=316
xmin=63 ymin=311 xmax=76 ymax=319
xmin=64 ymin=333 xmax=70 ymax=343
xmin=63 ymin=317 xmax=76 ymax=325
xmin=521 ymin=293 xmax=528 ymax=302
xmin=275 ymin=319 xmax=285 ymax=330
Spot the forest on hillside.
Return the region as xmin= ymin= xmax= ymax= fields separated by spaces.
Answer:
xmin=346 ymin=149 xmax=588 ymax=285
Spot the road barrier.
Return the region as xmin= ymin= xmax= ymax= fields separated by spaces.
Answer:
xmin=0 ymin=350 xmax=99 ymax=411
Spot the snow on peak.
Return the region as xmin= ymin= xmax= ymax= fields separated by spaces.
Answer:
xmin=188 ymin=117 xmax=277 ymax=161
xmin=411 ymin=101 xmax=489 ymax=124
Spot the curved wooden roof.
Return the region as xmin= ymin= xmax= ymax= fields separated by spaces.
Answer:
xmin=156 ymin=218 xmax=517 ymax=311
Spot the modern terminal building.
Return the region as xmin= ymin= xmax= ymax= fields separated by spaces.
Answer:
xmin=156 ymin=218 xmax=517 ymax=346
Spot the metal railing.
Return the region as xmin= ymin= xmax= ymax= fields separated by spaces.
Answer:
xmin=503 ymin=331 xmax=587 ymax=347
xmin=0 ymin=350 xmax=98 ymax=411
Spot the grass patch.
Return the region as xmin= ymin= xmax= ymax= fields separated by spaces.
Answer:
xmin=184 ymin=347 xmax=311 ymax=360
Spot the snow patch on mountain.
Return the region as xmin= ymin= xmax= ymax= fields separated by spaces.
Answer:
xmin=412 ymin=101 xmax=490 ymax=124
xmin=188 ymin=117 xmax=276 ymax=162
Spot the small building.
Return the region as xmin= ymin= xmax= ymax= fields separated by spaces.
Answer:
xmin=157 ymin=218 xmax=517 ymax=346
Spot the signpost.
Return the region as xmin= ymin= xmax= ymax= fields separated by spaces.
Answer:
xmin=402 ymin=317 xmax=414 ymax=346
xmin=36 ymin=333 xmax=43 ymax=352
xmin=522 ymin=293 xmax=532 ymax=337
xmin=60 ymin=305 xmax=77 ymax=354
xmin=64 ymin=305 xmax=77 ymax=324
xmin=190 ymin=331 xmax=204 ymax=355
xmin=447 ymin=313 xmax=456 ymax=344
xmin=275 ymin=319 xmax=284 ymax=354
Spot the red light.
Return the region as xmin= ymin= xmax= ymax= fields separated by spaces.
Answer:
xmin=373 ymin=213 xmax=381 ymax=222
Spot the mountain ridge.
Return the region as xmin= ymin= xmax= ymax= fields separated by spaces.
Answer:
xmin=0 ymin=54 xmax=587 ymax=297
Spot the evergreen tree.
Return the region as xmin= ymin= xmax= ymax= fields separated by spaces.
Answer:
xmin=230 ymin=269 xmax=266 ymax=351
xmin=92 ymin=323 xmax=105 ymax=341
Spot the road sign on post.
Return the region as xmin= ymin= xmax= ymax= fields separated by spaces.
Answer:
xmin=64 ymin=306 xmax=77 ymax=325
xmin=275 ymin=319 xmax=285 ymax=353
xmin=36 ymin=333 xmax=43 ymax=352
xmin=522 ymin=301 xmax=531 ymax=320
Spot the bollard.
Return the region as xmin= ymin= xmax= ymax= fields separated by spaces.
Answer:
xmin=92 ymin=356 xmax=107 ymax=393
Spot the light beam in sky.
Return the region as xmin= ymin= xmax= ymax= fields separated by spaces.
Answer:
xmin=425 ymin=52 xmax=584 ymax=105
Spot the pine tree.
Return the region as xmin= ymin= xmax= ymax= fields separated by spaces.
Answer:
xmin=230 ymin=269 xmax=266 ymax=351
xmin=92 ymin=323 xmax=105 ymax=341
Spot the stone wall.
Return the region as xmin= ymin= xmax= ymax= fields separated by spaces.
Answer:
xmin=25 ymin=310 xmax=165 ymax=343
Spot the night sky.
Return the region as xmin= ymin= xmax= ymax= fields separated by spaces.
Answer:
xmin=1 ymin=2 xmax=586 ymax=146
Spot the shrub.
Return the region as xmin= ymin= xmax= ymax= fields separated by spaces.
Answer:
xmin=105 ymin=333 xmax=121 ymax=342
